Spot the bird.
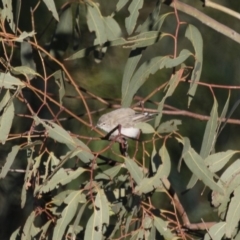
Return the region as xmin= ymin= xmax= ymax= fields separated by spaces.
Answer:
xmin=96 ymin=108 xmax=155 ymax=139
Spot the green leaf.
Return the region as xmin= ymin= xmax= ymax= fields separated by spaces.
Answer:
xmin=0 ymin=145 xmax=20 ymax=178
xmin=181 ymin=137 xmax=223 ymax=194
xmin=125 ymin=157 xmax=144 ymax=185
xmin=121 ymin=50 xmax=142 ymax=104
xmin=126 ymin=31 xmax=164 ymax=49
xmin=125 ymin=0 xmax=144 ymax=35
xmin=204 ymin=222 xmax=226 ymax=240
xmin=36 ymin=167 xmax=86 ymax=194
xmin=53 ymin=191 xmax=83 ymax=239
xmin=95 ymin=165 xmax=122 ymax=180
xmin=155 ymin=70 xmax=183 ymax=127
xmin=185 ymin=24 xmax=203 ymax=107
xmin=10 ymin=227 xmax=20 ymax=240
xmin=135 ymin=143 xmax=170 ymax=194
xmin=0 ymin=90 xmax=14 ymax=144
xmin=20 ymin=41 xmax=37 ymax=81
xmin=22 ymin=211 xmax=36 ymax=239
xmin=135 ymin=122 xmax=155 ymax=134
xmin=188 ymin=97 xmax=218 ymax=189
xmin=0 ymin=72 xmax=24 ymax=89
xmin=87 ymin=2 xmax=107 ymax=45
xmin=42 ymin=0 xmax=59 ymax=21
xmin=15 ymin=31 xmax=36 ymax=42
xmin=122 ymin=50 xmax=191 ymax=107
xmin=153 ymin=216 xmax=174 ymax=240
xmin=200 ymin=96 xmax=218 ymax=158
xmin=225 ymin=186 xmax=240 ymax=238
xmin=205 ymin=150 xmax=238 ymax=173
xmin=157 ymin=119 xmax=181 ymax=133
xmin=136 ymin=0 xmax=162 ymax=33
xmin=84 ymin=212 xmax=103 ymax=240
xmin=12 ymin=66 xmax=41 ymax=79
xmin=39 ymin=220 xmax=52 ymax=240
xmin=67 ymin=137 xmax=94 ymax=163
xmin=116 ymin=0 xmax=130 ymax=12
xmin=34 ymin=116 xmax=75 ymax=145
xmin=53 ymin=70 xmax=65 ymax=105
xmin=1 ymin=0 xmax=15 ymax=32
xmin=95 ymin=189 xmax=110 ymax=233
xmin=103 ymin=16 xmax=122 ymax=41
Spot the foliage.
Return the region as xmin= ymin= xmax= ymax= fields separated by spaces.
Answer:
xmin=0 ymin=0 xmax=240 ymax=239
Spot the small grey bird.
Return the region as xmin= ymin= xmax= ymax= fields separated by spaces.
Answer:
xmin=97 ymin=108 xmax=155 ymax=139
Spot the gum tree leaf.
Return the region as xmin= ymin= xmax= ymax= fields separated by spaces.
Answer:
xmin=125 ymin=0 xmax=144 ymax=35
xmin=157 ymin=119 xmax=181 ymax=133
xmin=205 ymin=150 xmax=238 ymax=173
xmin=126 ymin=31 xmax=165 ymax=49
xmin=1 ymin=0 xmax=15 ymax=32
xmin=95 ymin=165 xmax=122 ymax=180
xmin=42 ymin=0 xmax=59 ymax=21
xmin=22 ymin=211 xmax=36 ymax=239
xmin=125 ymin=157 xmax=144 ymax=185
xmin=136 ymin=0 xmax=162 ymax=33
xmin=36 ymin=168 xmax=86 ymax=194
xmin=15 ymin=31 xmax=36 ymax=42
xmin=84 ymin=212 xmax=102 ymax=240
xmin=20 ymin=41 xmax=37 ymax=81
xmin=153 ymin=216 xmax=174 ymax=240
xmin=67 ymin=137 xmax=94 ymax=163
xmin=103 ymin=16 xmax=122 ymax=41
xmin=154 ymin=69 xmax=183 ymax=127
xmin=87 ymin=2 xmax=107 ymax=45
xmin=95 ymin=189 xmax=109 ymax=232
xmin=34 ymin=116 xmax=75 ymax=145
xmin=116 ymin=0 xmax=130 ymax=12
xmin=185 ymin=24 xmax=203 ymax=107
xmin=135 ymin=143 xmax=170 ymax=194
xmin=204 ymin=222 xmax=226 ymax=240
xmin=121 ymin=50 xmax=142 ymax=103
xmin=53 ymin=191 xmax=83 ymax=239
xmin=0 ymin=72 xmax=24 ymax=89
xmin=0 ymin=91 xmax=14 ymax=144
xmin=200 ymin=96 xmax=218 ymax=159
xmin=12 ymin=66 xmax=41 ymax=79
xmin=181 ymin=138 xmax=223 ymax=194
xmin=122 ymin=49 xmax=191 ymax=107
xmin=225 ymin=186 xmax=240 ymax=238
xmin=135 ymin=122 xmax=155 ymax=134
xmin=0 ymin=145 xmax=20 ymax=178
xmin=187 ymin=97 xmax=218 ymax=189
xmin=53 ymin=70 xmax=65 ymax=105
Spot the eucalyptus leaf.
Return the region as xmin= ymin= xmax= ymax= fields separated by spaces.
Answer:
xmin=185 ymin=24 xmax=203 ymax=107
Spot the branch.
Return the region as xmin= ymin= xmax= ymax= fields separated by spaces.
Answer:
xmin=167 ymin=0 xmax=240 ymax=44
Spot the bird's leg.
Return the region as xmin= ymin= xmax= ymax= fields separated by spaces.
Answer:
xmin=116 ymin=124 xmax=129 ymax=157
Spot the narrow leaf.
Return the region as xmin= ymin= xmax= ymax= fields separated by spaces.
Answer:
xmin=125 ymin=157 xmax=143 ymax=185
xmin=0 ymin=145 xmax=20 ymax=178
xmin=87 ymin=2 xmax=107 ymax=45
xmin=53 ymin=191 xmax=82 ymax=239
xmin=0 ymin=72 xmax=24 ymax=89
xmin=205 ymin=150 xmax=238 ymax=173
xmin=185 ymin=24 xmax=203 ymax=107
xmin=0 ymin=91 xmax=15 ymax=144
xmin=225 ymin=186 xmax=240 ymax=238
xmin=182 ymin=139 xmax=223 ymax=194
xmin=34 ymin=116 xmax=75 ymax=145
xmin=42 ymin=0 xmax=59 ymax=21
xmin=153 ymin=216 xmax=174 ymax=240
xmin=125 ymin=0 xmax=144 ymax=35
